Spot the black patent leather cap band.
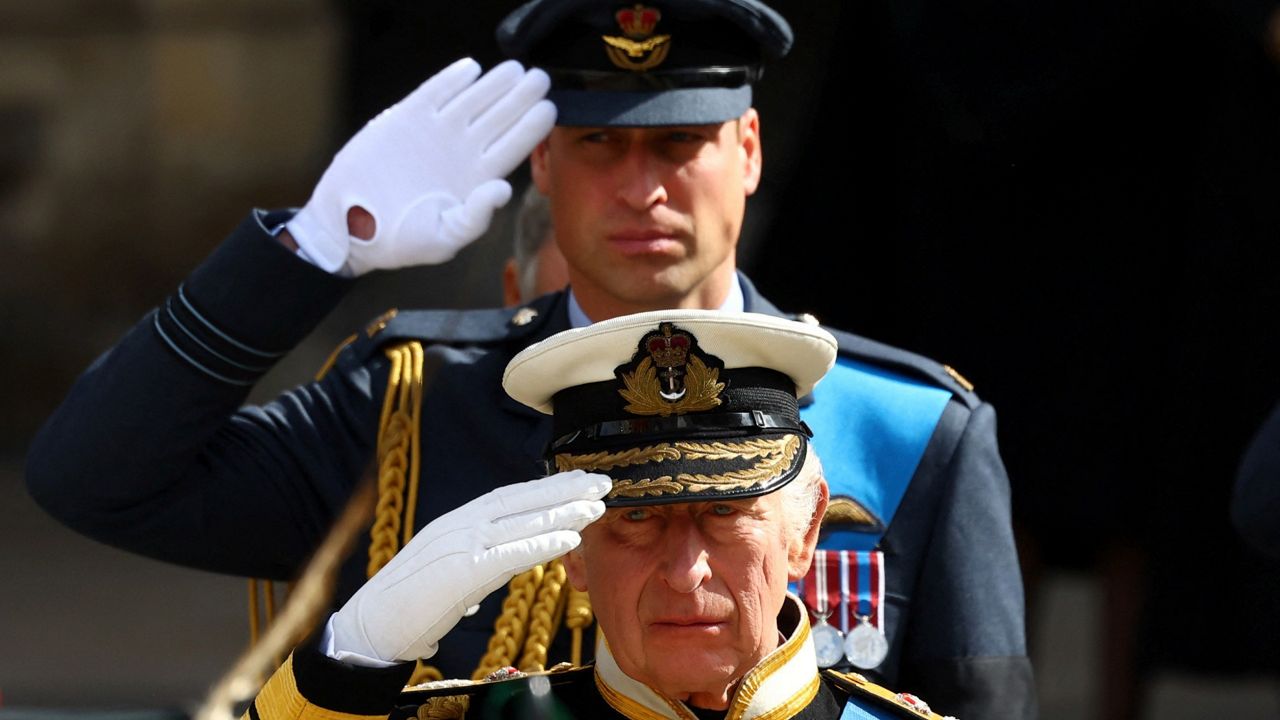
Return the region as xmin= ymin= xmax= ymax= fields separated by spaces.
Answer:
xmin=545 ymin=65 xmax=762 ymax=92
xmin=549 ymin=411 xmax=811 ymax=454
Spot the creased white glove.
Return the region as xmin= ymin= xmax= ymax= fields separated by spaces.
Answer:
xmin=286 ymin=57 xmax=556 ymax=276
xmin=330 ymin=470 xmax=611 ymax=664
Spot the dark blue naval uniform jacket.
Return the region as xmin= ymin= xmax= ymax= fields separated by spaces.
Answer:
xmin=26 ymin=210 xmax=1035 ymax=719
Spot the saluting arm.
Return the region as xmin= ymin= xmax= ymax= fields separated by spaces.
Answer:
xmin=243 ymin=471 xmax=609 ymax=720
xmin=24 ymin=57 xmax=556 ymax=579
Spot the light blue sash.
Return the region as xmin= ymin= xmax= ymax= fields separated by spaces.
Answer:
xmin=800 ymin=357 xmax=951 ymax=551
xmin=840 ymin=700 xmax=905 ymax=720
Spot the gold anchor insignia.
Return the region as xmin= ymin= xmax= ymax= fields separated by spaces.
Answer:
xmin=619 ymin=355 xmax=723 ymax=416
xmin=603 ymin=4 xmax=671 ymax=72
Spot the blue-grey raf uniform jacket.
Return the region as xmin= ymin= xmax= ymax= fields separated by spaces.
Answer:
xmin=26 ymin=210 xmax=1035 ymax=719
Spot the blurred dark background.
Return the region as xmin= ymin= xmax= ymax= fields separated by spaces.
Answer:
xmin=2 ymin=0 xmax=1279 ymax=718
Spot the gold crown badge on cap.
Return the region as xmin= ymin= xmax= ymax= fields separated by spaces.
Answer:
xmin=618 ymin=322 xmax=725 ymax=417
xmin=602 ymin=4 xmax=671 ymax=71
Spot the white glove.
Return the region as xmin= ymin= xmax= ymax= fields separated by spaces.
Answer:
xmin=330 ymin=470 xmax=611 ymax=664
xmin=286 ymin=57 xmax=556 ymax=276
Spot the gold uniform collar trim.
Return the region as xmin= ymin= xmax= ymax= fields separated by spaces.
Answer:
xmin=593 ymin=594 xmax=820 ymax=720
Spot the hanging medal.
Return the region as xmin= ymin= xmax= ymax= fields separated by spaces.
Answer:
xmin=842 ymin=550 xmax=888 ymax=669
xmin=808 ymin=550 xmax=844 ymax=668
xmin=844 ymin=611 xmax=889 ymax=669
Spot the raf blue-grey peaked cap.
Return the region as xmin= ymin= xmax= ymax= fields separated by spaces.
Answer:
xmin=496 ymin=0 xmax=793 ymax=126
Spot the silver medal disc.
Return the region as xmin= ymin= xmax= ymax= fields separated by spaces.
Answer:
xmin=811 ymin=621 xmax=845 ymax=668
xmin=843 ymin=618 xmax=889 ymax=669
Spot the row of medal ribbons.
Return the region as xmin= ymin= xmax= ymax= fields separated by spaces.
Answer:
xmin=794 ymin=549 xmax=889 ymax=669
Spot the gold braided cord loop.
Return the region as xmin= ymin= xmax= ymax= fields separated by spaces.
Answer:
xmin=367 ymin=342 xmax=425 ymax=579
xmin=367 ymin=346 xmax=407 ymax=576
xmin=400 ymin=342 xmax=426 ymax=546
xmin=564 ymin=587 xmax=594 ymax=668
xmin=517 ymin=559 xmax=569 ymax=672
xmin=301 ymin=336 xmax=605 ymax=684
xmin=471 ymin=558 xmax=592 ymax=677
xmin=472 ymin=564 xmax=544 ymax=680
xmin=247 ymin=579 xmax=284 ymax=646
xmin=367 ymin=341 xmax=444 ymax=684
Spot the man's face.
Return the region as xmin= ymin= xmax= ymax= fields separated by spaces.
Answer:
xmin=563 ymin=487 xmax=821 ymax=710
xmin=530 ymin=110 xmax=763 ymax=320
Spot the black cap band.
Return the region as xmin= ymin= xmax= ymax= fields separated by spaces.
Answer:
xmin=546 ymin=65 xmax=763 ymax=92
xmin=549 ymin=410 xmax=812 ymax=454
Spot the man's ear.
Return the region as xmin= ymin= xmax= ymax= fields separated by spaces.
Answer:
xmin=531 ymin=138 xmax=551 ymax=194
xmin=788 ymin=479 xmax=829 ymax=582
xmin=501 ymin=257 xmax=522 ymax=307
xmin=739 ymin=108 xmax=762 ymax=196
xmin=563 ymin=547 xmax=589 ymax=592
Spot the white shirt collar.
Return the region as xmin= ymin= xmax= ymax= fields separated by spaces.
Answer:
xmin=566 ymin=275 xmax=746 ymax=329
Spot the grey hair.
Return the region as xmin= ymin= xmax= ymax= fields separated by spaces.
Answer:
xmin=780 ymin=445 xmax=825 ymax=543
xmin=512 ymin=183 xmax=554 ymax=301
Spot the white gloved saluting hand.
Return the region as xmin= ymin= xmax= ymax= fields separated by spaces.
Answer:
xmin=286 ymin=57 xmax=556 ymax=276
xmin=329 ymin=470 xmax=610 ymax=665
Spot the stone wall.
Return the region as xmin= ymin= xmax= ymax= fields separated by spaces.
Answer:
xmin=1 ymin=1 xmax=350 ymax=449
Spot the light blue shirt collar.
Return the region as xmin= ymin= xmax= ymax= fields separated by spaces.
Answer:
xmin=566 ymin=275 xmax=745 ymax=329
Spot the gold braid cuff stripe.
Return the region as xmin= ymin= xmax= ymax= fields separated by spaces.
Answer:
xmin=556 ymin=434 xmax=801 ymax=499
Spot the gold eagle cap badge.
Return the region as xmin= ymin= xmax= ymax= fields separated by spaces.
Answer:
xmin=603 ymin=4 xmax=671 ymax=72
xmin=617 ymin=321 xmax=724 ymax=416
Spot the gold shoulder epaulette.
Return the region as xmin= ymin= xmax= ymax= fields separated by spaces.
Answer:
xmin=823 ymin=496 xmax=884 ymax=532
xmin=366 ymin=308 xmax=400 ymax=338
xmin=941 ymin=364 xmax=975 ymax=393
xmin=821 ymin=669 xmax=958 ymax=720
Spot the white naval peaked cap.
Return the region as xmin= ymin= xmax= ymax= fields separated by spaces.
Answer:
xmin=503 ymin=310 xmax=839 ymax=507
xmin=503 ymin=309 xmax=838 ymax=415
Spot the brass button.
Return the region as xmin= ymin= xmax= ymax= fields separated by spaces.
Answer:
xmin=511 ymin=307 xmax=539 ymax=327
